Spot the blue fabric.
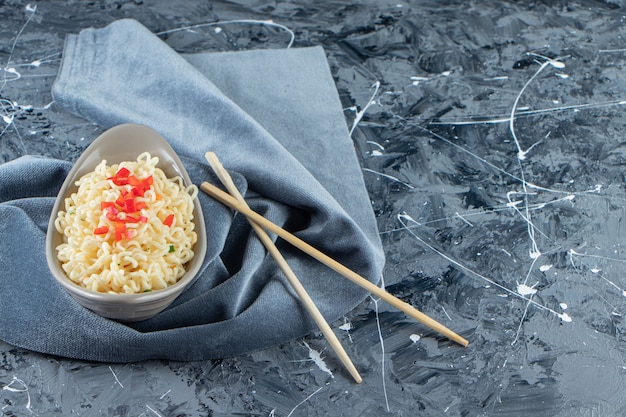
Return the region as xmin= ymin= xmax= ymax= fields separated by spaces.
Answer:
xmin=0 ymin=19 xmax=384 ymax=361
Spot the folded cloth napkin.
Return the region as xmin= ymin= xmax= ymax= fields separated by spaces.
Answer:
xmin=0 ymin=19 xmax=385 ymax=362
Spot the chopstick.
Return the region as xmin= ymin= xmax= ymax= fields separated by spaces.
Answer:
xmin=204 ymin=152 xmax=363 ymax=383
xmin=200 ymin=180 xmax=469 ymax=348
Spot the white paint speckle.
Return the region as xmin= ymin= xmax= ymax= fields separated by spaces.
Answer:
xmin=549 ymin=60 xmax=566 ymax=69
xmin=486 ymin=75 xmax=509 ymax=81
xmin=539 ymin=264 xmax=553 ymax=272
xmin=397 ymin=212 xmax=419 ymax=225
xmin=303 ymin=341 xmax=334 ymax=378
xmin=366 ymin=140 xmax=385 ymax=151
xmin=409 ymin=334 xmax=421 ymax=343
xmin=410 ymin=76 xmax=429 ymax=84
xmin=2 ymin=376 xmax=33 ymax=413
xmin=560 ymin=303 xmax=568 ymax=310
xmin=558 ymin=313 xmax=572 ymax=322
xmin=146 ymin=404 xmax=163 ymax=417
xmin=517 ymin=283 xmax=538 ymax=296
xmin=338 ymin=322 xmax=352 ymax=331
xmin=108 ymin=366 xmax=124 ymax=388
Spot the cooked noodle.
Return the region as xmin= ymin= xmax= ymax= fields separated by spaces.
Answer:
xmin=55 ymin=152 xmax=197 ymax=294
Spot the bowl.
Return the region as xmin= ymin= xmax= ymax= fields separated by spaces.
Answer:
xmin=46 ymin=123 xmax=207 ymax=321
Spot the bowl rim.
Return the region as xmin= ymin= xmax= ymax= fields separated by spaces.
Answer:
xmin=45 ymin=123 xmax=207 ymax=302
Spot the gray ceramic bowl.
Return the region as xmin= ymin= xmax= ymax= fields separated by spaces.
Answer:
xmin=46 ymin=124 xmax=207 ymax=321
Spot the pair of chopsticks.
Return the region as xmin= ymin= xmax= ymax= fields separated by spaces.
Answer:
xmin=202 ymin=152 xmax=468 ymax=383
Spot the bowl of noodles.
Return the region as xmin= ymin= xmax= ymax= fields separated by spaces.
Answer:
xmin=46 ymin=124 xmax=207 ymax=321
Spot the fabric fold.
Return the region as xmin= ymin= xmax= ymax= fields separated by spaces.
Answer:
xmin=0 ymin=18 xmax=385 ymax=361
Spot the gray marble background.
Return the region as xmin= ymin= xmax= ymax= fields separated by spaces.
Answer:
xmin=1 ymin=1 xmax=625 ymax=416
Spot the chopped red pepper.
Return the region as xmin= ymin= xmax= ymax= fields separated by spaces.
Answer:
xmin=124 ymin=198 xmax=136 ymax=213
xmin=114 ymin=222 xmax=126 ymax=241
xmin=93 ymin=225 xmax=109 ymax=235
xmin=108 ymin=167 xmax=131 ymax=186
xmin=105 ymin=210 xmax=119 ymax=222
xmin=100 ymin=201 xmax=116 ymax=210
xmin=98 ymin=167 xmax=157 ymax=240
xmin=163 ymin=213 xmax=175 ymax=227
xmin=126 ymin=175 xmax=153 ymax=197
xmin=128 ymin=175 xmax=141 ymax=187
xmin=125 ymin=215 xmax=141 ymax=223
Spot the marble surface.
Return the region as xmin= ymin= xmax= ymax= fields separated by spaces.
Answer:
xmin=1 ymin=1 xmax=625 ymax=416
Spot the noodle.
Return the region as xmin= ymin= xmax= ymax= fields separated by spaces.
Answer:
xmin=55 ymin=152 xmax=198 ymax=294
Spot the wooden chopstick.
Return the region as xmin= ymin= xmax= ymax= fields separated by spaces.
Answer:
xmin=200 ymin=180 xmax=469 ymax=348
xmin=204 ymin=152 xmax=363 ymax=383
